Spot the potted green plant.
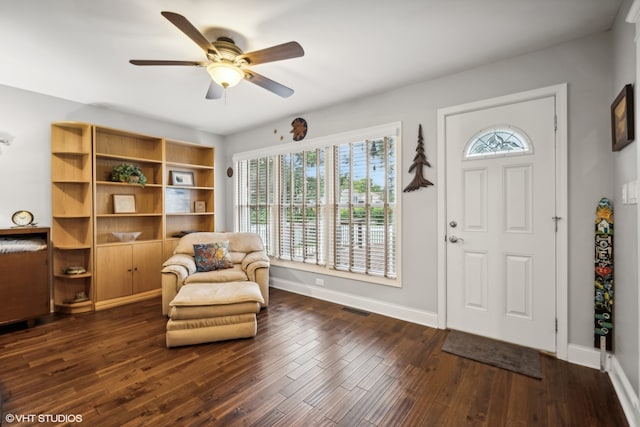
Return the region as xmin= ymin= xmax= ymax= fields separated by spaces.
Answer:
xmin=110 ymin=163 xmax=147 ymax=187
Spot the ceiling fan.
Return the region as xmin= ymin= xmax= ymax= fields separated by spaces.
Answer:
xmin=130 ymin=11 xmax=304 ymax=99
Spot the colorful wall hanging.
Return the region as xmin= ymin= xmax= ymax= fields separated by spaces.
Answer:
xmin=594 ymin=197 xmax=613 ymax=351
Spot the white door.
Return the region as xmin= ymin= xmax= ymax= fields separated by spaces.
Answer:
xmin=445 ymin=96 xmax=557 ymax=352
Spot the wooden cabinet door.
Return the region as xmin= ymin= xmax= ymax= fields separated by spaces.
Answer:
xmin=96 ymin=245 xmax=132 ymax=301
xmin=25 ymin=251 xmax=50 ymax=318
xmin=0 ymin=251 xmax=49 ymax=324
xmin=133 ymin=242 xmax=162 ymax=294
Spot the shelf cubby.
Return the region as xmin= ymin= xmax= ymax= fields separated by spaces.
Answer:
xmin=94 ymin=126 xmax=163 ymax=162
xmin=51 ymin=153 xmax=92 ymax=182
xmin=52 ymin=183 xmax=92 ymax=217
xmin=95 ymin=215 xmax=163 ymax=245
xmin=51 ymin=122 xmax=91 ymax=153
xmin=95 ymin=183 xmax=163 ymax=216
xmin=52 ymin=247 xmax=93 ymax=276
xmin=166 ymin=141 xmax=214 ymax=167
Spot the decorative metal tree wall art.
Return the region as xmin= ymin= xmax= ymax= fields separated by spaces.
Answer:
xmin=403 ymin=124 xmax=433 ymax=192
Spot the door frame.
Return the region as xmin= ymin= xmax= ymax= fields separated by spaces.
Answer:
xmin=436 ymin=84 xmax=568 ymax=360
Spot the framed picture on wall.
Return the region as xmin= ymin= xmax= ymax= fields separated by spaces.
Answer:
xmin=611 ymin=84 xmax=635 ymax=151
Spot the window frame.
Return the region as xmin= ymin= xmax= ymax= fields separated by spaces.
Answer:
xmin=232 ymin=122 xmax=402 ymax=287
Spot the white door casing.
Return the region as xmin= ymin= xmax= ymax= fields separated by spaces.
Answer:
xmin=436 ymin=84 xmax=568 ymax=358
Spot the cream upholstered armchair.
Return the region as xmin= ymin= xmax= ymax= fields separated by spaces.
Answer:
xmin=161 ymin=232 xmax=270 ymax=315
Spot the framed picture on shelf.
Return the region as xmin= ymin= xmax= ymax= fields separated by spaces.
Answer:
xmin=170 ymin=170 xmax=195 ymax=186
xmin=113 ymin=194 xmax=136 ymax=213
xmin=194 ymin=200 xmax=206 ymax=213
xmin=166 ymin=189 xmax=191 ymax=213
xmin=611 ymin=84 xmax=635 ymax=151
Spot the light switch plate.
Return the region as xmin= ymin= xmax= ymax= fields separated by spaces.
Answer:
xmin=628 ymin=180 xmax=638 ymax=204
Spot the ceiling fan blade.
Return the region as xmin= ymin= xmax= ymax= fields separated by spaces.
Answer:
xmin=244 ymin=70 xmax=294 ymax=98
xmin=160 ymin=11 xmax=220 ymax=56
xmin=129 ymin=60 xmax=206 ymax=66
xmin=238 ymin=41 xmax=304 ymax=65
xmin=205 ymin=81 xmax=223 ymax=99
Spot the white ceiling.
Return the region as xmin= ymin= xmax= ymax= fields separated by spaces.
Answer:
xmin=0 ymin=0 xmax=622 ymax=135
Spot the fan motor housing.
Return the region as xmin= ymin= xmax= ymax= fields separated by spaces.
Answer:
xmin=210 ymin=37 xmax=243 ymax=62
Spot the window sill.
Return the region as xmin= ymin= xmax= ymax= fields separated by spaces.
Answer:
xmin=270 ymin=258 xmax=401 ymax=288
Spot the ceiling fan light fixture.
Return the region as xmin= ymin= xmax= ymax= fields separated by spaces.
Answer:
xmin=207 ymin=62 xmax=244 ymax=88
xmin=131 ymin=12 xmax=304 ymax=99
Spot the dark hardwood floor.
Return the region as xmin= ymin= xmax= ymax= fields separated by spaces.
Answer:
xmin=0 ymin=288 xmax=628 ymax=426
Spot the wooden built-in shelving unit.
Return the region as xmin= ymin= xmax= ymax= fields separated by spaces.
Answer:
xmin=51 ymin=122 xmax=215 ymax=312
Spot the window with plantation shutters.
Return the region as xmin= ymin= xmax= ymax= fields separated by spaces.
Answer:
xmin=279 ymin=149 xmax=326 ymax=264
xmin=234 ymin=122 xmax=400 ymax=285
xmin=333 ymin=137 xmax=396 ymax=278
xmin=236 ymin=156 xmax=275 ymax=255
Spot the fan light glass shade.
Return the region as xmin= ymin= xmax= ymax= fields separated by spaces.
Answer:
xmin=207 ymin=63 xmax=244 ymax=88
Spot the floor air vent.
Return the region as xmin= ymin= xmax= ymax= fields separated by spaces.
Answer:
xmin=342 ymin=307 xmax=370 ymax=316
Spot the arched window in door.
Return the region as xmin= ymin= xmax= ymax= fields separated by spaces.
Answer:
xmin=464 ymin=127 xmax=532 ymax=159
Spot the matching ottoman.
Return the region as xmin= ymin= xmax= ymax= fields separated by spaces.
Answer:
xmin=166 ymin=281 xmax=265 ymax=348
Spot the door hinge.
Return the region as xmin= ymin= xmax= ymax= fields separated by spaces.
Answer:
xmin=555 ymin=318 xmax=558 ymax=332
xmin=554 ymin=115 xmax=558 ymax=131
xmin=552 ymin=216 xmax=562 ymax=232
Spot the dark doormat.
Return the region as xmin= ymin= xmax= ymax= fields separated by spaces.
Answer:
xmin=441 ymin=330 xmax=543 ymax=379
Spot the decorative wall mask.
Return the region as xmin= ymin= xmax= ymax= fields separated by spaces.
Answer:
xmin=290 ymin=117 xmax=308 ymax=141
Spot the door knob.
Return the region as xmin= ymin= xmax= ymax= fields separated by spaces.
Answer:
xmin=449 ymin=235 xmax=464 ymax=243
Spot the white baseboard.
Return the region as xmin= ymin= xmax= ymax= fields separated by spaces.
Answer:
xmin=567 ymin=343 xmax=603 ymax=370
xmin=567 ymin=345 xmax=640 ymax=427
xmin=270 ymin=278 xmax=438 ymax=328
xmin=609 ymin=355 xmax=640 ymax=427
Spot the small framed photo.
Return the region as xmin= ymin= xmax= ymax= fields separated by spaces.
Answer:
xmin=113 ymin=194 xmax=136 ymax=213
xmin=194 ymin=200 xmax=206 ymax=213
xmin=611 ymin=84 xmax=635 ymax=151
xmin=170 ymin=170 xmax=195 ymax=186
